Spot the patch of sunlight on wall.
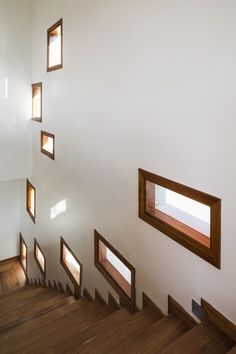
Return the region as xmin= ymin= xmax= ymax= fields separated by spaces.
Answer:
xmin=50 ymin=199 xmax=67 ymax=219
xmin=5 ymin=78 xmax=8 ymax=99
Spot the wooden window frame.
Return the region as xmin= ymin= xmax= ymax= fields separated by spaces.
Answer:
xmin=19 ymin=233 xmax=27 ymax=275
xmin=32 ymin=83 xmax=42 ymax=122
xmin=34 ymin=238 xmax=46 ymax=279
xmin=94 ymin=230 xmax=136 ymax=311
xmin=26 ymin=179 xmax=36 ymax=224
xmin=47 ymin=18 xmax=63 ymax=72
xmin=41 ymin=131 xmax=55 ymax=160
xmin=139 ymin=169 xmax=221 ymax=268
xmin=60 ymin=237 xmax=82 ymax=297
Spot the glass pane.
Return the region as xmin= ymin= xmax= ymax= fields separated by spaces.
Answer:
xmin=43 ymin=135 xmax=54 ymax=154
xmin=33 ymin=87 xmax=41 ymax=118
xmin=63 ymin=245 xmax=80 ymax=285
xmin=106 ymin=248 xmax=131 ymax=284
xmin=155 ymin=185 xmax=210 ymax=236
xmin=36 ymin=245 xmax=45 ymax=271
xmin=49 ymin=25 xmax=62 ymax=67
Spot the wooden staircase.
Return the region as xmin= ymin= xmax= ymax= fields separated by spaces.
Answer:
xmin=0 ymin=261 xmax=235 ymax=353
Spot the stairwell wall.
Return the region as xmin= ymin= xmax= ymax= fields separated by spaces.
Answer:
xmin=20 ymin=0 xmax=236 ymax=322
xmin=0 ymin=0 xmax=32 ymax=260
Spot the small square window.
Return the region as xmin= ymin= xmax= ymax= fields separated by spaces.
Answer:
xmin=60 ymin=237 xmax=82 ymax=292
xmin=32 ymin=83 xmax=42 ymax=122
xmin=34 ymin=239 xmax=46 ymax=279
xmin=20 ymin=233 xmax=27 ymax=274
xmin=47 ymin=19 xmax=63 ymax=72
xmin=41 ymin=131 xmax=55 ymax=160
xmin=26 ymin=179 xmax=36 ymax=223
xmin=94 ymin=230 xmax=135 ymax=310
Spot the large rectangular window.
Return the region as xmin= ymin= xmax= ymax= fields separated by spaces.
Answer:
xmin=41 ymin=131 xmax=55 ymax=160
xmin=94 ymin=230 xmax=135 ymax=310
xmin=32 ymin=83 xmax=42 ymax=122
xmin=34 ymin=239 xmax=46 ymax=279
xmin=47 ymin=19 xmax=63 ymax=72
xmin=26 ymin=179 xmax=36 ymax=223
xmin=139 ymin=169 xmax=221 ymax=268
xmin=19 ymin=233 xmax=27 ymax=274
xmin=60 ymin=237 xmax=82 ymax=292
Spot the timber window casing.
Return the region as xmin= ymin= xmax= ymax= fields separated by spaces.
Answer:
xmin=94 ymin=230 xmax=136 ymax=310
xmin=139 ymin=169 xmax=221 ymax=268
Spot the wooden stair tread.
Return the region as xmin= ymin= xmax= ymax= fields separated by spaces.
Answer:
xmin=111 ymin=314 xmax=189 ymax=354
xmin=51 ymin=308 xmax=130 ymax=354
xmin=160 ymin=320 xmax=234 ymax=354
xmin=0 ymin=298 xmax=89 ymax=343
xmin=0 ymin=288 xmax=63 ymax=314
xmin=74 ymin=308 xmax=159 ymax=353
xmin=0 ymin=294 xmax=74 ymax=333
xmin=0 ymin=260 xmax=26 ymax=294
xmin=0 ymin=286 xmax=43 ymax=302
xmin=0 ymin=302 xmax=112 ymax=353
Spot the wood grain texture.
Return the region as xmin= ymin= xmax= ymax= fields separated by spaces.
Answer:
xmin=47 ymin=18 xmax=63 ymax=72
xmin=143 ymin=292 xmax=165 ymax=319
xmin=94 ymin=230 xmax=136 ymax=312
xmin=201 ymin=299 xmax=236 ymax=342
xmin=0 ymin=258 xmax=26 ymax=294
xmin=160 ymin=320 xmax=234 ymax=354
xmin=168 ymin=295 xmax=197 ymax=329
xmin=139 ymin=168 xmax=221 ymax=268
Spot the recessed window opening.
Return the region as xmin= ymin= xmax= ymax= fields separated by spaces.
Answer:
xmin=47 ymin=19 xmax=63 ymax=71
xmin=34 ymin=239 xmax=46 ymax=278
xmin=41 ymin=131 xmax=55 ymax=160
xmin=20 ymin=233 xmax=27 ymax=273
xmin=32 ymin=83 xmax=42 ymax=122
xmin=36 ymin=247 xmax=45 ymax=271
xmin=26 ymin=180 xmax=36 ymax=223
xmin=155 ymin=185 xmax=211 ymax=237
xmin=139 ymin=169 xmax=221 ymax=268
xmin=95 ymin=230 xmax=135 ymax=310
xmin=105 ymin=248 xmax=131 ymax=284
xmin=60 ymin=238 xmax=82 ymax=291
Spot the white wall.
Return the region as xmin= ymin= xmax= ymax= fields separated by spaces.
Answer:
xmin=0 ymin=0 xmax=32 ymax=182
xmin=0 ymin=180 xmax=21 ymax=260
xmin=20 ymin=0 xmax=236 ymax=323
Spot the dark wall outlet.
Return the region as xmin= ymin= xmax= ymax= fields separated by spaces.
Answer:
xmin=192 ymin=299 xmax=205 ymax=321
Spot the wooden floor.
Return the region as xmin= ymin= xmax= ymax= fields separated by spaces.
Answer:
xmin=0 ymin=257 xmax=26 ymax=294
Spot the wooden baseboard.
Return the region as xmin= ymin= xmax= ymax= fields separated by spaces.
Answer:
xmin=108 ymin=292 xmax=120 ymax=311
xmin=201 ymin=299 xmax=236 ymax=342
xmin=95 ymin=289 xmax=107 ymax=307
xmin=83 ymin=287 xmax=93 ymax=301
xmin=168 ymin=295 xmax=197 ymax=328
xmin=66 ymin=284 xmax=73 ymax=296
xmin=142 ymin=292 xmax=165 ymax=319
xmin=58 ymin=281 xmax=64 ymax=293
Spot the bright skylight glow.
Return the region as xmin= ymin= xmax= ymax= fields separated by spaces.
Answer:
xmin=106 ymin=249 xmax=131 ymax=284
xmin=63 ymin=245 xmax=80 ymax=285
xmin=36 ymin=245 xmax=45 ymax=271
xmin=30 ymin=188 xmax=35 ymax=216
xmin=32 ymin=87 xmax=41 ymax=118
xmin=22 ymin=243 xmax=27 ymax=269
xmin=49 ymin=26 xmax=62 ymax=68
xmin=155 ymin=185 xmax=210 ymax=236
xmin=43 ymin=136 xmax=54 ymax=154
